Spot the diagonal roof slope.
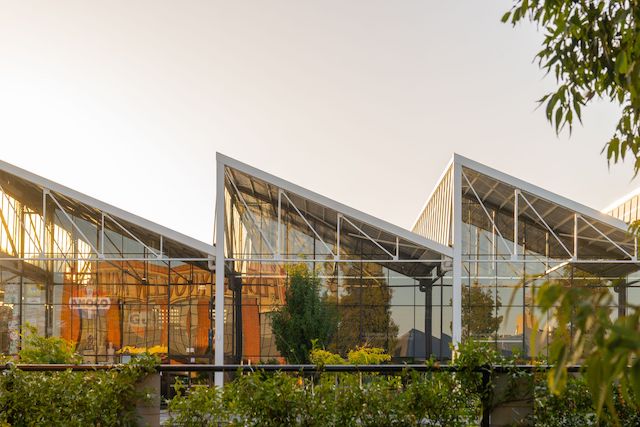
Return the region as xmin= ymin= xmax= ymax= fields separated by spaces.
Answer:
xmin=456 ymin=153 xmax=629 ymax=231
xmin=413 ymin=154 xmax=636 ymax=275
xmin=0 ymin=159 xmax=214 ymax=256
xmin=218 ymin=153 xmax=453 ymax=260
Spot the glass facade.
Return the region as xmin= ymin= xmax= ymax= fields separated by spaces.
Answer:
xmin=461 ymin=202 xmax=615 ymax=358
xmin=0 ymin=167 xmax=216 ymax=363
xmin=456 ymin=165 xmax=637 ymax=358
xmin=220 ymin=165 xmax=453 ymax=363
xmin=3 ymin=153 xmax=639 ymax=366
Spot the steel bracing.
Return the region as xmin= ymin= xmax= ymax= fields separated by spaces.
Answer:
xmin=214 ymin=153 xmax=453 ymax=385
xmin=3 ymin=152 xmax=640 ymax=383
xmin=413 ymin=153 xmax=640 ymax=349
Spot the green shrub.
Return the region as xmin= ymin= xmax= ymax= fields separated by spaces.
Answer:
xmin=165 ymin=383 xmax=227 ymax=427
xmin=18 ymin=324 xmax=81 ymax=364
xmin=166 ymin=369 xmax=481 ymax=426
xmin=531 ymin=375 xmax=640 ymax=427
xmin=346 ymin=346 xmax=391 ymax=365
xmin=165 ymin=343 xmax=483 ymax=426
xmin=531 ymin=375 xmax=596 ymax=427
xmin=401 ymin=370 xmax=480 ymax=426
xmin=225 ymin=371 xmax=305 ymax=427
xmin=0 ymin=353 xmax=158 ymax=426
xmin=164 ymin=339 xmax=640 ymax=426
xmin=308 ymin=341 xmax=345 ymax=366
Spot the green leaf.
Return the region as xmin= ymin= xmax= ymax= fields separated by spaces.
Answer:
xmin=617 ymin=51 xmax=629 ymax=74
xmin=608 ymin=137 xmax=620 ymax=163
xmin=555 ymin=106 xmax=563 ymax=133
xmin=573 ymin=97 xmax=582 ymax=123
xmin=628 ymin=360 xmax=640 ymax=402
xmin=536 ymin=283 xmax=563 ymax=310
xmin=546 ymin=92 xmax=559 ymax=121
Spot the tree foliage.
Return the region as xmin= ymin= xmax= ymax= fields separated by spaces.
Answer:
xmin=329 ymin=264 xmax=399 ymax=356
xmin=462 ymin=284 xmax=504 ymax=340
xmin=504 ymin=1 xmax=640 ymax=421
xmin=536 ymin=278 xmax=640 ymax=421
xmin=504 ymin=1 xmax=640 ymax=174
xmin=271 ymin=265 xmax=338 ymax=364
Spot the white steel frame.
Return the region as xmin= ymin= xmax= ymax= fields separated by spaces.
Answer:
xmin=414 ymin=153 xmax=640 ymax=349
xmin=459 ymin=165 xmax=636 ymax=264
xmin=0 ymin=184 xmax=213 ymax=262
xmin=214 ymin=153 xmax=453 ymax=385
xmin=452 ymin=159 xmax=463 ymax=345
xmin=0 ymin=159 xmax=214 ymax=257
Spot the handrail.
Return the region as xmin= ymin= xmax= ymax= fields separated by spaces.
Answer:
xmin=0 ymin=363 xmax=583 ymax=373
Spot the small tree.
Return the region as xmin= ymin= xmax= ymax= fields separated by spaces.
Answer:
xmin=271 ymin=265 xmax=338 ymax=363
xmin=462 ymin=284 xmax=503 ymax=340
xmin=330 ymin=263 xmax=399 ymax=356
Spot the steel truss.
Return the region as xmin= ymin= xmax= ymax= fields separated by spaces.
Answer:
xmin=461 ymin=169 xmax=638 ymax=264
xmin=446 ymin=164 xmax=640 ymax=348
xmin=225 ymin=170 xmax=417 ymax=264
xmin=215 ymin=155 xmax=451 ymax=386
xmin=0 ymin=184 xmax=170 ymax=262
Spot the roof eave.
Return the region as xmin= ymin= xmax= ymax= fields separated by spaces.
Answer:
xmin=0 ymin=159 xmax=215 ymax=257
xmin=454 ymin=153 xmax=631 ymax=233
xmin=217 ymin=153 xmax=453 ymax=259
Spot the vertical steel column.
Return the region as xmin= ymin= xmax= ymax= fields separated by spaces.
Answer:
xmin=100 ymin=213 xmax=105 ymax=257
xmin=491 ymin=211 xmax=496 ymax=268
xmin=452 ymin=159 xmax=463 ymax=345
xmin=439 ymin=275 xmax=444 ymax=358
xmin=573 ymin=214 xmax=578 ymax=260
xmin=167 ymin=262 xmax=171 ymax=364
xmin=214 ymin=158 xmax=226 ymax=387
xmin=618 ymin=280 xmax=628 ymax=318
xmin=336 ymin=214 xmax=341 ymax=261
xmin=277 ymin=189 xmax=282 ymax=258
xmin=513 ymin=189 xmax=519 ymax=260
xmin=421 ymin=279 xmax=433 ymax=359
xmin=19 ymin=202 xmax=25 ymax=343
xmin=41 ymin=189 xmax=47 ymax=258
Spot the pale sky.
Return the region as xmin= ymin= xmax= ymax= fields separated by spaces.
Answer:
xmin=0 ymin=1 xmax=635 ymax=245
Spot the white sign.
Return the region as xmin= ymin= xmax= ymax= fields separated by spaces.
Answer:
xmin=69 ymin=288 xmax=110 ymax=319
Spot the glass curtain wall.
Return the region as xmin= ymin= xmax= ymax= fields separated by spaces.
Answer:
xmin=460 ymin=167 xmax=636 ymax=358
xmin=0 ymin=169 xmax=215 ymax=363
xmin=222 ymin=166 xmax=452 ymax=363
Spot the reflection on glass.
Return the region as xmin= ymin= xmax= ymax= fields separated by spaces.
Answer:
xmin=461 ymin=193 xmax=634 ymax=358
xmin=0 ymin=176 xmax=215 ymax=363
xmin=223 ymin=167 xmax=450 ymax=363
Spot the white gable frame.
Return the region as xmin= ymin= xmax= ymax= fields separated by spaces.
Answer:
xmin=214 ymin=152 xmax=453 ymax=386
xmin=0 ymin=160 xmax=215 ymax=258
xmin=414 ymin=153 xmax=638 ymax=347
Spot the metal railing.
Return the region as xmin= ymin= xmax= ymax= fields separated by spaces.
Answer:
xmin=0 ymin=363 xmax=582 ymax=373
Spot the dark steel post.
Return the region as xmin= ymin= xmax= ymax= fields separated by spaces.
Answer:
xmin=481 ymin=367 xmax=491 ymax=427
